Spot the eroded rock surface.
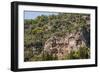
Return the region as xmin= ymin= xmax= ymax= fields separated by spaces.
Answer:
xmin=43 ymin=29 xmax=89 ymax=59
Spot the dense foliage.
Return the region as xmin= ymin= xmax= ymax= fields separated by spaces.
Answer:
xmin=66 ymin=47 xmax=90 ymax=59
xmin=24 ymin=13 xmax=90 ymax=61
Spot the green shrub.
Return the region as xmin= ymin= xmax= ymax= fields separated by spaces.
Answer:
xmin=66 ymin=47 xmax=90 ymax=59
xmin=42 ymin=53 xmax=58 ymax=61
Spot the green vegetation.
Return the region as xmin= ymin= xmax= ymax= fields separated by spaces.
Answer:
xmin=66 ymin=46 xmax=90 ymax=59
xmin=24 ymin=12 xmax=90 ymax=62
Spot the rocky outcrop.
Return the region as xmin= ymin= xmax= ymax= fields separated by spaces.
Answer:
xmin=43 ymin=29 xmax=89 ymax=60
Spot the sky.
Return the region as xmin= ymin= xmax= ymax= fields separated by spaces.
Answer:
xmin=24 ymin=11 xmax=58 ymax=19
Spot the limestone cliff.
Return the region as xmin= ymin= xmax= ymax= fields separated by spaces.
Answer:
xmin=43 ymin=27 xmax=90 ymax=60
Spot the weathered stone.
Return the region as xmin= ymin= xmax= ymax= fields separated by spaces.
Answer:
xmin=43 ymin=30 xmax=89 ymax=59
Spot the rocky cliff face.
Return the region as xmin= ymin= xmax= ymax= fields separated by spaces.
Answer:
xmin=43 ymin=28 xmax=90 ymax=60
xmin=24 ymin=13 xmax=90 ymax=61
